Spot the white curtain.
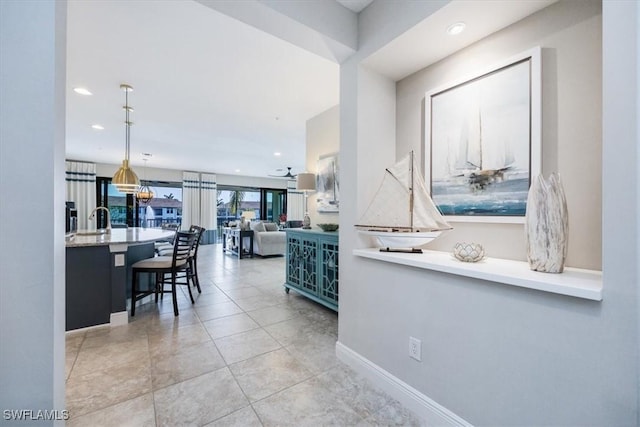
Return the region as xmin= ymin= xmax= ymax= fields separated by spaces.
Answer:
xmin=66 ymin=161 xmax=96 ymax=230
xmin=287 ymin=181 xmax=305 ymax=221
xmin=182 ymin=172 xmax=200 ymax=230
xmin=200 ymin=173 xmax=217 ymax=244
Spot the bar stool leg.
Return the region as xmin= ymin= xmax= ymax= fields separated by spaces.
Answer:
xmin=193 ymin=258 xmax=201 ymax=293
xmin=186 ymin=271 xmax=195 ymax=304
xmin=153 ymin=272 xmax=158 ymax=303
xmin=171 ymin=272 xmax=179 ymax=316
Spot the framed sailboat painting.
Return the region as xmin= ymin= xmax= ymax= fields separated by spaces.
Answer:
xmin=316 ymin=153 xmax=339 ymax=213
xmin=425 ymin=47 xmax=541 ymax=223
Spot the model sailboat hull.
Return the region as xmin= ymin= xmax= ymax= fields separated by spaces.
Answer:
xmin=357 ymin=230 xmax=443 ymax=248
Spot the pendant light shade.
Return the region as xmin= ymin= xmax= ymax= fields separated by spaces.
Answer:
xmin=113 ymin=159 xmax=140 ymax=194
xmin=112 ymin=84 xmax=140 ymax=194
xmin=136 ymin=157 xmax=154 ymax=203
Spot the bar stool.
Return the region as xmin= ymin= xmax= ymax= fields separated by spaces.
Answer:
xmin=158 ymin=225 xmax=204 ymax=294
xmin=131 ymin=230 xmax=196 ymax=316
xmin=187 ymin=225 xmax=205 ymax=294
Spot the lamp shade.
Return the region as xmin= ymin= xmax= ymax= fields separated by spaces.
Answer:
xmin=241 ymin=210 xmax=256 ymax=220
xmin=296 ymin=173 xmax=316 ymax=191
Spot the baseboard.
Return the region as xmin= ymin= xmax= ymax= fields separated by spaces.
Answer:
xmin=335 ymin=341 xmax=472 ymax=427
xmin=110 ymin=311 xmax=129 ymax=327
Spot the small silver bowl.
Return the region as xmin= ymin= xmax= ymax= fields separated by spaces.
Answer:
xmin=453 ymin=242 xmax=485 ymax=263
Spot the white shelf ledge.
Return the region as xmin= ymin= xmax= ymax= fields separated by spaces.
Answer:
xmin=353 ymin=248 xmax=602 ymax=301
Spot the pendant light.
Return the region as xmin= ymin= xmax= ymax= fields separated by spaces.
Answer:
xmin=112 ymin=84 xmax=140 ymax=194
xmin=136 ymin=156 xmax=154 ymax=204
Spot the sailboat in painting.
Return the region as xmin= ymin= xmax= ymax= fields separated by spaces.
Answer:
xmin=452 ymin=107 xmax=515 ymax=191
xmin=356 ymin=151 xmax=452 ymax=248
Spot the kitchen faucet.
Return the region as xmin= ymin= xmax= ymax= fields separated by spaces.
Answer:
xmin=89 ymin=206 xmax=112 ymax=234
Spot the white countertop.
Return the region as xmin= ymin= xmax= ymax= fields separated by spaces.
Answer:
xmin=66 ymin=227 xmax=175 ymax=248
xmin=353 ymin=248 xmax=602 ymax=301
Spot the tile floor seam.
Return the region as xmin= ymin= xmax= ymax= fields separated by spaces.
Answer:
xmin=215 ymin=338 xmax=285 ymax=367
xmin=248 ymin=403 xmax=267 ymax=426
xmin=236 ymin=364 xmax=317 ymax=406
xmin=66 ymin=336 xmax=84 ymax=380
xmin=225 ymin=356 xmax=260 ymax=413
xmin=149 ymin=364 xmax=230 ymax=395
xmin=151 ymin=390 xmax=159 ymax=427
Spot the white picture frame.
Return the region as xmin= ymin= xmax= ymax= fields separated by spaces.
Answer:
xmin=425 ymin=46 xmax=541 ymax=223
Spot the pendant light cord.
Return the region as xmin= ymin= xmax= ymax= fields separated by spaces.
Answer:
xmin=124 ymin=88 xmax=131 ymax=162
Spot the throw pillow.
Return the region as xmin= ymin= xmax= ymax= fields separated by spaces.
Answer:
xmin=264 ymin=222 xmax=278 ymax=232
xmin=252 ymin=221 xmax=266 ymax=232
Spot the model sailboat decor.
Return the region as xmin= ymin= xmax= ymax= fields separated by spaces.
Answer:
xmin=356 ymin=152 xmax=452 ymax=250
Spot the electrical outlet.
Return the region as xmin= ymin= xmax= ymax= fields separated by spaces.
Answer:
xmin=114 ymin=254 xmax=125 ymax=267
xmin=409 ymin=337 xmax=421 ymax=361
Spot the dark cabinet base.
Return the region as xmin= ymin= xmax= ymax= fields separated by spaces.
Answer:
xmin=65 ymin=242 xmax=154 ymax=331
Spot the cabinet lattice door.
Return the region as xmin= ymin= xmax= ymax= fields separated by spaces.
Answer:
xmin=284 ymin=229 xmax=338 ymax=311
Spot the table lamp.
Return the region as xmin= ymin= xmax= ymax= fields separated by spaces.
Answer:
xmin=296 ymin=173 xmax=316 ymax=229
xmin=241 ymin=210 xmax=256 ymax=229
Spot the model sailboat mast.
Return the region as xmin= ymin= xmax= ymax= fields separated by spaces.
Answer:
xmin=409 ymin=150 xmax=414 ymax=231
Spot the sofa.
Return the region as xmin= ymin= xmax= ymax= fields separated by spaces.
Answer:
xmin=250 ymin=221 xmax=286 ymax=256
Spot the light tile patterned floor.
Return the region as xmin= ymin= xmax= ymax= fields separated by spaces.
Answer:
xmin=65 ymin=244 xmax=424 ymax=426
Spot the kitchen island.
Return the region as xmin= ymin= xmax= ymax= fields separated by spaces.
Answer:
xmin=65 ymin=227 xmax=175 ymax=331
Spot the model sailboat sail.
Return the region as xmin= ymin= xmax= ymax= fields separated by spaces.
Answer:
xmin=356 ymin=152 xmax=452 ymax=248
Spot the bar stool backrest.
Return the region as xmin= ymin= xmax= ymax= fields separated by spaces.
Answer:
xmin=172 ymin=231 xmax=196 ymax=267
xmin=188 ymin=225 xmax=205 ymax=255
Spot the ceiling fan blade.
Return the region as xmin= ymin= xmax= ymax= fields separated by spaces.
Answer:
xmin=268 ymin=167 xmax=297 ymax=178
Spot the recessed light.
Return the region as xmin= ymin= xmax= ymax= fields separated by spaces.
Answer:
xmin=73 ymin=87 xmax=92 ymax=96
xmin=91 ymin=124 xmax=104 ymax=130
xmin=274 ymin=152 xmax=281 ymax=157
xmin=446 ymin=22 xmax=466 ymax=35
xmin=235 ymin=169 xmax=241 ymax=173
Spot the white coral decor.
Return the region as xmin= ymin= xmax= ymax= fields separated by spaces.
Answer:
xmin=525 ymin=174 xmax=569 ymax=273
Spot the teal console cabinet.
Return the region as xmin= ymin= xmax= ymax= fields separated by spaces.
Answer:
xmin=284 ymin=229 xmax=338 ymax=311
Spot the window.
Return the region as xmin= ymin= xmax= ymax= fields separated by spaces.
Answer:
xmin=96 ymin=178 xmax=182 ymax=228
xmin=217 ymin=187 xmax=261 ymax=222
xmin=138 ymin=183 xmax=182 ymax=227
xmin=96 ymin=177 xmax=132 ymax=228
xmin=215 ymin=186 xmax=288 ymax=241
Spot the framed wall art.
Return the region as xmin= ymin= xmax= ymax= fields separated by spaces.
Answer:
xmin=425 ymin=47 xmax=541 ymax=223
xmin=316 ymin=153 xmax=339 ymax=213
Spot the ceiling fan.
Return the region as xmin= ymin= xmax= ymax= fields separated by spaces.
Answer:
xmin=269 ymin=167 xmax=297 ymax=179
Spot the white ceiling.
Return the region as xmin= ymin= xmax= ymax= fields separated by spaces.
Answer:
xmin=363 ymin=0 xmax=556 ymax=81
xmin=66 ymin=0 xmax=555 ymax=179
xmin=66 ymin=0 xmax=340 ymax=178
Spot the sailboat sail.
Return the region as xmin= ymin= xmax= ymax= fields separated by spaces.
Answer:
xmin=456 ymin=108 xmax=482 ymax=171
xmin=411 ymin=162 xmax=453 ymax=231
xmin=356 ymin=152 xmax=451 ymax=233
xmin=451 ymin=106 xmax=517 ymax=191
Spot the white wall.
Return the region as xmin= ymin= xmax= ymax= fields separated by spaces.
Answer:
xmin=396 ymin=0 xmax=602 ymax=270
xmin=0 ymin=1 xmax=67 ymax=423
xmin=305 ymin=105 xmax=340 ymax=226
xmin=337 ymin=0 xmax=639 ymax=425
